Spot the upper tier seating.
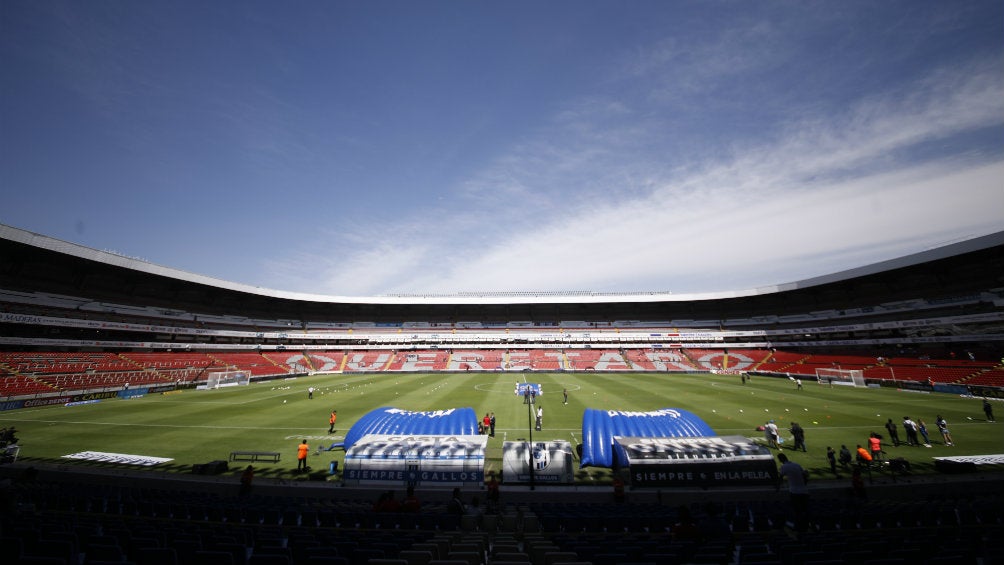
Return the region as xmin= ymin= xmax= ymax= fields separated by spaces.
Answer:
xmin=0 ymin=351 xmax=133 ymax=374
xmin=384 ymin=350 xmax=451 ymax=371
xmin=211 ymin=353 xmax=289 ymax=376
xmin=563 ymin=350 xmax=628 ymax=371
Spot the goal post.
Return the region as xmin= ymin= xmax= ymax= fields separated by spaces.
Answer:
xmin=816 ymin=367 xmax=866 ymax=387
xmin=205 ymin=368 xmax=251 ymax=389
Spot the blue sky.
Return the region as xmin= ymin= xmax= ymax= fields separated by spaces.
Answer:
xmin=2 ymin=1 xmax=1003 ymax=297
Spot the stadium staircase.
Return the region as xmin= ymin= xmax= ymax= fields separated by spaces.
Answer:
xmin=0 ymin=366 xmax=58 ymax=396
xmin=263 ymin=354 xmax=287 ymax=372
xmin=679 ymin=348 xmax=699 ymax=368
xmin=205 ymin=353 xmax=227 ymax=369
xmin=302 ymin=352 xmax=318 ymax=372
xmin=957 ymin=364 xmax=1004 ymax=387
xmin=751 ymin=350 xmax=772 ymax=372
xmin=116 ymin=352 xmax=147 ymax=371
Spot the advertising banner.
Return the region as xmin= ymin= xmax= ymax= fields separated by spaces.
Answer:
xmin=618 ymin=435 xmax=778 ymax=487
xmin=501 ymin=440 xmax=575 ymax=484
xmin=342 ymin=434 xmax=487 ymax=487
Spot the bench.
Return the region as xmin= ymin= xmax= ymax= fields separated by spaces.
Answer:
xmin=229 ymin=450 xmax=281 ymax=463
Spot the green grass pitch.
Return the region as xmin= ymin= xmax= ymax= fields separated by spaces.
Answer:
xmin=2 ymin=372 xmax=1001 ymax=483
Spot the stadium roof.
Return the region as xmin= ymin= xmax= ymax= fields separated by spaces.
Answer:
xmin=1 ymin=222 xmax=1002 ymax=323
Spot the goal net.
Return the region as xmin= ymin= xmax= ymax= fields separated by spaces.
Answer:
xmin=816 ymin=368 xmax=866 ymax=387
xmin=205 ymin=369 xmax=250 ymax=389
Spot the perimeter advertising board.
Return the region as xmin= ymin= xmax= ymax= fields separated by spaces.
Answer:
xmin=501 ymin=440 xmax=575 ymax=484
xmin=618 ymin=435 xmax=778 ymax=487
xmin=342 ymin=434 xmax=487 ymax=487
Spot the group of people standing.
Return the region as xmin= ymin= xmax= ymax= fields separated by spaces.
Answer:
xmin=762 ymin=420 xmax=808 ymax=452
xmin=881 ymin=414 xmax=953 ymax=448
xmin=517 ymin=383 xmax=548 ymax=431
xmin=824 ymin=413 xmax=957 ymax=478
xmin=479 ymin=412 xmax=496 ymax=436
xmin=768 ymin=409 xmax=968 ymax=485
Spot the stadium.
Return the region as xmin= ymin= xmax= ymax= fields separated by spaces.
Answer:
xmin=1 ymin=223 xmax=1003 ymax=564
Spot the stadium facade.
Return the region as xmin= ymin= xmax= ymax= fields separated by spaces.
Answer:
xmin=1 ymin=223 xmax=1002 ymax=399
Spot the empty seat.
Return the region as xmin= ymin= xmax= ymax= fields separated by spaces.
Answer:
xmin=543 ymin=552 xmax=580 ymax=565
xmin=135 ymin=547 xmax=179 ymax=565
xmin=446 ymin=552 xmax=481 ymax=565
xmin=248 ymin=555 xmax=293 ymax=565
xmin=492 ymin=554 xmax=529 ymax=563
xmin=399 ymin=550 xmax=434 ymax=565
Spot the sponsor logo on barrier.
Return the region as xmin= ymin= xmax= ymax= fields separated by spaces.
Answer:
xmin=24 ymin=396 xmax=74 ymax=408
xmin=934 ymin=455 xmax=1004 ymax=465
xmin=607 ymin=408 xmax=682 ymax=418
xmin=633 ymin=469 xmax=774 ymax=482
xmin=385 ymin=408 xmax=457 ymax=418
xmin=119 ymin=389 xmax=148 ymax=399
xmin=62 ymin=451 xmax=173 ymax=466
xmin=343 ymin=434 xmax=487 ymax=485
xmin=0 ymin=400 xmax=26 ymax=412
xmin=71 ymin=391 xmax=119 ymax=403
xmin=618 ymin=435 xmax=778 ymax=487
xmin=65 ymin=399 xmax=103 ymax=407
xmin=345 ymin=469 xmax=483 ymax=482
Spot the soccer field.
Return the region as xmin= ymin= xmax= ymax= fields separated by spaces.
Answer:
xmin=2 ymin=372 xmax=1001 ymax=483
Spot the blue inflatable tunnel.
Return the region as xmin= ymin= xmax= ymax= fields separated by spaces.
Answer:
xmin=342 ymin=406 xmax=479 ymax=450
xmin=579 ymin=408 xmax=715 ymax=468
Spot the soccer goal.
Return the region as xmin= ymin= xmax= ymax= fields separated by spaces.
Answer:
xmin=816 ymin=368 xmax=866 ymax=387
xmin=205 ymin=369 xmax=251 ymax=389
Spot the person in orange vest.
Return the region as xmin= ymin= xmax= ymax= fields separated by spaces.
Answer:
xmin=328 ymin=410 xmax=337 ymax=433
xmin=297 ymin=439 xmax=309 ymax=471
xmin=855 ymin=444 xmax=873 ymax=467
xmin=868 ymin=432 xmax=883 ymax=461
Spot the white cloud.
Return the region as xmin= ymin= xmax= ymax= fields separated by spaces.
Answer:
xmin=267 ymin=52 xmax=1004 ymax=296
xmin=396 ymin=159 xmax=1004 ymax=294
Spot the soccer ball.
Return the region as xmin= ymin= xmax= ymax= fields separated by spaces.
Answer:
xmin=283 ymin=400 xmax=287 ymax=404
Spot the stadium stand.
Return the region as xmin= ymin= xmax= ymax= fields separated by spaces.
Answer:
xmin=2 ymin=345 xmax=1004 ymax=396
xmin=211 ymin=352 xmax=290 ymax=377
xmin=1 ymin=222 xmax=1003 ymax=563
xmin=448 ymin=350 xmax=505 ymax=371
xmin=0 ymin=466 xmax=1001 ymax=565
